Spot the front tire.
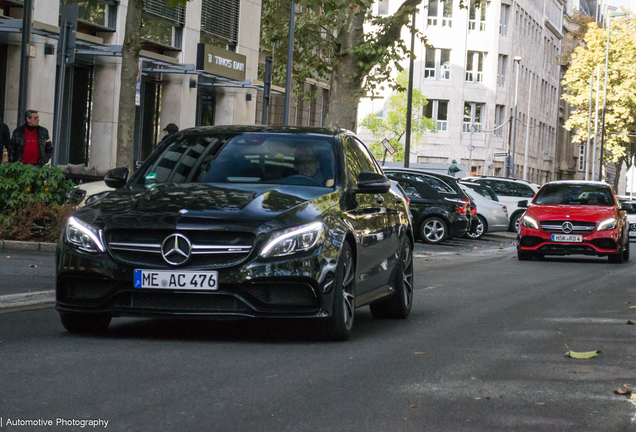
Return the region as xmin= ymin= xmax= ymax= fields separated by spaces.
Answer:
xmin=608 ymin=250 xmax=624 ymax=264
xmin=370 ymin=238 xmax=414 ymax=319
xmin=420 ymin=217 xmax=448 ymax=244
xmin=322 ymin=242 xmax=356 ymax=341
xmin=464 ymin=215 xmax=486 ymax=240
xmin=60 ymin=312 xmax=111 ymax=334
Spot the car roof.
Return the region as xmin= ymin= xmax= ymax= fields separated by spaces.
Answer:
xmin=542 ymin=180 xmax=610 ymax=186
xmin=177 ymin=125 xmax=347 ymax=137
xmin=383 ymin=167 xmax=460 ymax=182
xmin=462 ymin=176 xmax=528 ymax=184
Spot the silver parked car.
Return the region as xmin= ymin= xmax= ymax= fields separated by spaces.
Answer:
xmin=460 ymin=185 xmax=509 ymax=239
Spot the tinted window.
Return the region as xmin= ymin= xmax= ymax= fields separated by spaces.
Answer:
xmin=622 ymin=202 xmax=636 ymax=214
xmin=140 ymin=132 xmax=336 ymax=187
xmin=422 ymin=175 xmax=455 ymax=193
xmin=481 ymin=180 xmax=513 ymax=196
xmin=397 ymin=180 xmax=422 ymax=199
xmin=534 ymin=184 xmax=615 ymax=206
xmin=511 ymin=182 xmax=535 ymax=198
xmin=344 ymin=136 xmax=376 ymax=186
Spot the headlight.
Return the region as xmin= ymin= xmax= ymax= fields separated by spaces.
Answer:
xmin=597 ymin=217 xmax=618 ymax=231
xmin=260 ymin=222 xmax=325 ymax=258
xmin=65 ymin=216 xmax=105 ymax=253
xmin=521 ymin=215 xmax=539 ymax=230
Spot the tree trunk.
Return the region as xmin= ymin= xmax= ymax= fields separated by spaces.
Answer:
xmin=614 ymin=156 xmax=625 ymax=192
xmin=323 ymin=9 xmax=366 ymax=131
xmin=116 ymin=0 xmax=144 ymax=171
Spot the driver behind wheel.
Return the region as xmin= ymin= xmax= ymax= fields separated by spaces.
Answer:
xmin=294 ymin=147 xmax=325 ymax=186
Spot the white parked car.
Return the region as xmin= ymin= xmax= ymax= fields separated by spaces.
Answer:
xmin=461 ymin=176 xmax=539 ymax=232
xmin=617 ymin=198 xmax=636 ymax=241
xmin=460 ymin=185 xmax=509 ymax=239
xmin=71 ymin=180 xmax=114 ymax=207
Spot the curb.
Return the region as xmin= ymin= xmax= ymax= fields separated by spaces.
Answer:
xmin=0 ymin=240 xmax=57 ymax=253
xmin=0 ymin=290 xmax=55 ymax=313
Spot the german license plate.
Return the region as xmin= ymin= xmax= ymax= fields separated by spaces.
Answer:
xmin=630 ymin=231 xmax=636 ymax=237
xmin=134 ymin=270 xmax=218 ymax=290
xmin=551 ymin=234 xmax=582 ymax=242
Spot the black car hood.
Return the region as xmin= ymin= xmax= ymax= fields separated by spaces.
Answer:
xmin=75 ymin=183 xmax=338 ymax=232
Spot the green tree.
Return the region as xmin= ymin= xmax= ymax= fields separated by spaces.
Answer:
xmin=260 ymin=0 xmax=428 ymax=131
xmin=562 ymin=11 xmax=636 ymax=175
xmin=116 ymin=0 xmax=187 ymax=172
xmin=359 ymin=72 xmax=436 ymax=162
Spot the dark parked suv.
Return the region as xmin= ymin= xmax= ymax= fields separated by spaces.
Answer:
xmin=384 ymin=168 xmax=472 ymax=244
xmin=56 ymin=126 xmax=413 ymax=341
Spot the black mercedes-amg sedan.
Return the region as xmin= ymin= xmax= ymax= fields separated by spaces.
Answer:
xmin=56 ymin=126 xmax=414 ymax=340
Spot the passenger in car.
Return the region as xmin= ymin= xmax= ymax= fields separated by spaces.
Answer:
xmin=294 ymin=147 xmax=325 ymax=186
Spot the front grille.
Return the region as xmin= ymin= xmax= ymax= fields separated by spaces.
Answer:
xmin=241 ymin=283 xmax=318 ymax=307
xmin=105 ymin=229 xmax=255 ymax=269
xmin=520 ymin=236 xmax=543 ymax=247
xmin=108 ymin=292 xmax=251 ymax=312
xmin=540 ymin=220 xmax=596 ymax=234
xmin=537 ymin=244 xmax=599 ymax=255
xmin=590 ymin=238 xmax=617 ymax=250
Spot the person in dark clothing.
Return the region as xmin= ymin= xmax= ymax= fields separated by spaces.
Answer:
xmin=0 ymin=117 xmax=10 ymax=164
xmin=8 ymin=110 xmax=53 ymax=167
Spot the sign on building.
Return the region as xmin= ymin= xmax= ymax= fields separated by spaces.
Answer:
xmin=196 ymin=44 xmax=247 ymax=82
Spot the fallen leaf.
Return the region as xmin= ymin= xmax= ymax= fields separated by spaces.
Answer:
xmin=29 ymin=264 xmax=37 ymax=268
xmin=614 ymin=384 xmax=632 ymax=395
xmin=630 ymin=306 xmax=636 ymax=309
xmin=473 ymin=247 xmax=479 ymax=249
xmin=414 ymin=352 xmax=427 ymax=355
xmin=6 ymin=256 xmax=10 ymax=259
xmin=570 ymin=370 xmax=590 ymax=374
xmin=410 ymin=405 xmax=418 ymax=408
xmin=627 ymin=321 xmax=634 ymax=325
xmin=564 ymin=344 xmax=602 ymax=359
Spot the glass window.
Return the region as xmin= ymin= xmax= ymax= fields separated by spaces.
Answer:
xmin=469 ymin=0 xmax=486 ymax=31
xmin=440 ymin=49 xmax=451 ymax=79
xmin=428 ymin=0 xmax=453 ymax=26
xmin=466 ymin=51 xmax=485 ymax=82
xmin=140 ymin=132 xmax=337 ymax=188
xmin=428 ymin=0 xmax=439 ymax=25
xmin=141 ymin=18 xmax=175 ymax=46
xmin=500 ymin=4 xmax=509 ymax=36
xmin=397 ymin=180 xmax=422 ymax=199
xmin=497 ymin=55 xmax=507 ymax=86
xmin=463 ymin=102 xmax=484 ymax=133
xmin=534 ymin=184 xmax=614 ymax=206
xmin=495 ymin=105 xmax=505 ymax=136
xmin=578 ymin=144 xmax=585 ymax=171
xmin=378 ymin=0 xmax=389 ymax=15
xmin=422 ymin=175 xmax=455 ymax=193
xmin=60 ymin=0 xmax=114 ymax=29
xmin=424 ymin=100 xmax=449 ymax=132
xmin=425 ymin=49 xmax=436 ymax=79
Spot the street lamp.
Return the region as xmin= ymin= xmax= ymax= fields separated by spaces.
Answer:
xmin=598 ymin=10 xmax=626 ymax=181
xmin=509 ymin=56 xmax=521 ymax=178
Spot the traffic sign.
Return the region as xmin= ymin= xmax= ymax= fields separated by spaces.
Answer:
xmin=382 ymin=138 xmax=396 ymax=155
xmin=493 ymin=152 xmax=508 ymax=158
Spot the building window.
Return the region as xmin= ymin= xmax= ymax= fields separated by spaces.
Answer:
xmin=425 ymin=48 xmax=451 ymax=80
xmin=500 ymin=4 xmax=509 ymax=36
xmin=463 ymin=102 xmax=484 ymax=133
xmin=60 ymin=0 xmax=117 ymax=30
xmin=378 ymin=0 xmax=389 ymax=15
xmin=497 ymin=54 xmax=507 ymax=86
xmin=494 ymin=105 xmax=505 ymax=136
xmin=201 ymin=0 xmax=240 ymax=46
xmin=468 ymin=0 xmax=486 ymax=31
xmin=466 ymin=51 xmax=484 ymax=83
xmin=578 ymin=145 xmax=585 ymax=171
xmin=142 ymin=0 xmax=186 ymax=48
xmin=428 ymin=0 xmax=453 ymax=27
xmin=424 ymin=100 xmax=449 ymax=131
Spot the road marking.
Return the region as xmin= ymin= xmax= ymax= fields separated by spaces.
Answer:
xmin=543 ymin=318 xmax=627 ymax=324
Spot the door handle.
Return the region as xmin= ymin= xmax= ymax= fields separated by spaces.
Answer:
xmin=375 ymin=196 xmax=384 ymax=204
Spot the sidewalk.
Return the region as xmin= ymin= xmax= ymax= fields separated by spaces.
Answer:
xmin=0 ymin=246 xmax=56 ymax=313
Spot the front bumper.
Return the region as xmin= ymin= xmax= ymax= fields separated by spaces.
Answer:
xmin=517 ymin=227 xmax=622 ymax=256
xmin=55 ymin=243 xmax=340 ymax=319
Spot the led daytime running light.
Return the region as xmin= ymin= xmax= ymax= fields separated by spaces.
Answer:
xmin=260 ymin=222 xmax=324 ymax=257
xmin=66 ymin=216 xmax=105 ymax=252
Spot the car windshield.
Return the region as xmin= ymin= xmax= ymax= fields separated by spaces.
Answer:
xmin=621 ymin=201 xmax=636 ymax=214
xmin=533 ymin=184 xmax=615 ymax=206
xmin=138 ymin=132 xmax=337 ymax=188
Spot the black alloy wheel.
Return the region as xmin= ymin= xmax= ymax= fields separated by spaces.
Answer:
xmin=420 ymin=217 xmax=448 ymax=244
xmin=323 ymin=242 xmax=356 ymax=341
xmin=60 ymin=312 xmax=111 ymax=334
xmin=464 ymin=215 xmax=486 ymax=240
xmin=370 ymin=238 xmax=414 ymax=319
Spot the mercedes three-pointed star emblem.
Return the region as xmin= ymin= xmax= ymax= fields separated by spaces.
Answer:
xmin=161 ymin=233 xmax=192 ymax=266
xmin=561 ymin=221 xmax=574 ymax=234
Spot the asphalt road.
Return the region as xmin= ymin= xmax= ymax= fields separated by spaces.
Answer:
xmin=1 ymin=243 xmax=636 ymax=431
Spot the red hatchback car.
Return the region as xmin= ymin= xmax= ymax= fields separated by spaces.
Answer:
xmin=517 ymin=181 xmax=630 ymax=263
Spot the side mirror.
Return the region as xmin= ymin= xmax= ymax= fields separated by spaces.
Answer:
xmin=517 ymin=200 xmax=528 ymax=208
xmin=104 ymin=167 xmax=129 ymax=189
xmin=356 ymin=171 xmax=391 ymax=194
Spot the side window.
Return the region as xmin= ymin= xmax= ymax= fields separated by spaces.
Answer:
xmin=344 ymin=137 xmax=375 ymax=186
xmin=353 ymin=138 xmax=382 ymax=174
xmin=518 ymin=184 xmax=535 ymax=198
xmin=488 ymin=180 xmax=511 ymax=195
xmin=397 ymin=181 xmax=422 ymax=199
xmin=422 ymin=175 xmax=455 ymax=193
